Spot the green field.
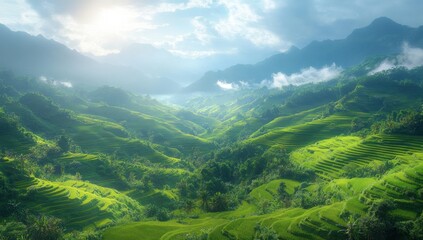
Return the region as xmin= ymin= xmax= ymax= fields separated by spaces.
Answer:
xmin=1 ymin=65 xmax=423 ymax=239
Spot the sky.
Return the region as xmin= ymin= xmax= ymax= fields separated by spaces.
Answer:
xmin=1 ymin=0 xmax=423 ymax=60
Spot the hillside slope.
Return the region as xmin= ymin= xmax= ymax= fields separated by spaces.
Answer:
xmin=186 ymin=17 xmax=423 ymax=92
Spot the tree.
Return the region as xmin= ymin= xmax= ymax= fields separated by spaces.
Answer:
xmin=254 ymin=224 xmax=279 ymax=240
xmin=277 ymin=182 xmax=287 ymax=199
xmin=56 ymin=135 xmax=70 ymax=153
xmin=208 ymin=192 xmax=229 ymax=212
xmin=0 ymin=221 xmax=28 ymax=240
xmin=28 ymin=215 xmax=63 ymax=240
xmin=347 ymin=200 xmax=397 ymax=240
xmin=277 ymin=182 xmax=291 ymax=207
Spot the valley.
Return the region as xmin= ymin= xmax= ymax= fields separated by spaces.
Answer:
xmin=0 ymin=11 xmax=422 ymax=240
xmin=1 ymin=62 xmax=423 ymax=239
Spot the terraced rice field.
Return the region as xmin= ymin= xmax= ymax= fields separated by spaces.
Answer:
xmin=24 ymin=180 xmax=114 ymax=229
xmin=361 ymin=162 xmax=423 ymax=219
xmin=127 ymin=189 xmax=178 ymax=208
xmin=101 ymin=157 xmax=423 ymax=240
xmin=22 ymin=179 xmax=143 ymax=230
xmin=57 ymin=153 xmax=128 ymax=190
xmin=0 ymin=159 xmax=143 ymax=230
xmin=221 ymin=200 xmax=355 ymax=240
xmin=69 ymin=124 xmax=179 ymax=164
xmin=304 ymin=135 xmax=423 ymax=179
xmin=220 ymin=169 xmax=422 ymax=240
xmin=248 ymin=113 xmax=353 ymax=151
xmin=249 ymin=179 xmax=300 ymax=202
xmin=250 ymin=106 xmax=325 ymax=138
xmin=103 ymin=218 xmax=230 ymax=240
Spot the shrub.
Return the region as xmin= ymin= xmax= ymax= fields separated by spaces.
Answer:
xmin=27 ymin=215 xmax=63 ymax=240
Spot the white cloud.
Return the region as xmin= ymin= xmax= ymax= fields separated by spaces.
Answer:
xmin=0 ymin=0 xmax=43 ymax=34
xmin=57 ymin=81 xmax=73 ymax=88
xmin=264 ymin=64 xmax=342 ymax=89
xmin=262 ymin=0 xmax=276 ymax=11
xmin=217 ymin=80 xmax=239 ymax=90
xmin=38 ymin=76 xmax=73 ymax=88
xmin=151 ymin=0 xmax=213 ymax=14
xmin=169 ymin=48 xmax=236 ymax=59
xmin=18 ymin=1 xmax=212 ymax=56
xmin=191 ymin=16 xmax=213 ymax=45
xmin=214 ymin=0 xmax=283 ymax=47
xmin=370 ymin=43 xmax=423 ymax=75
xmin=39 ymin=76 xmax=47 ymax=82
xmin=216 ymin=64 xmax=342 ymax=91
xmin=397 ymin=43 xmax=423 ymax=69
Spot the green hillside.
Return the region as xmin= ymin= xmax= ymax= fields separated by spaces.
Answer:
xmin=1 ymin=64 xmax=423 ymax=240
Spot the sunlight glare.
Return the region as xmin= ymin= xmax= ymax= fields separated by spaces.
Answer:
xmin=88 ymin=6 xmax=139 ymax=36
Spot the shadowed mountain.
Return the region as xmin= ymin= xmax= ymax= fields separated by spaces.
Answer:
xmin=185 ymin=17 xmax=423 ymax=92
xmin=0 ymin=24 xmax=180 ymax=94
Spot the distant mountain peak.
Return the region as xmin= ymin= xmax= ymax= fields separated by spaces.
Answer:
xmin=370 ymin=17 xmax=398 ymax=26
xmin=185 ymin=17 xmax=423 ymax=92
xmin=347 ymin=16 xmax=409 ymax=40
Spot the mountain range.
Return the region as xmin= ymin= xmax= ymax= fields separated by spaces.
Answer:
xmin=1 ymin=17 xmax=422 ymax=94
xmin=0 ymin=24 xmax=180 ymax=94
xmin=185 ymin=17 xmax=423 ymax=92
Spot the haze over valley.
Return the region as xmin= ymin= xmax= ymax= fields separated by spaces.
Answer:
xmin=1 ymin=1 xmax=423 ymax=240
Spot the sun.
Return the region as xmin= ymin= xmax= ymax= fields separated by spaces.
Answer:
xmin=88 ymin=6 xmax=139 ymax=36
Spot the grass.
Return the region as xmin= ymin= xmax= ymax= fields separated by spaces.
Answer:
xmin=99 ymin=132 xmax=423 ymax=240
xmin=249 ymin=179 xmax=301 ymax=202
xmin=2 ymin=69 xmax=423 ymax=239
xmin=247 ymin=113 xmax=357 ymax=151
xmin=57 ymin=153 xmax=128 ymax=190
xmin=127 ymin=189 xmax=178 ymax=208
xmin=291 ymin=134 xmax=423 ymax=179
xmin=0 ymin=109 xmax=36 ymax=153
xmin=67 ymin=115 xmax=180 ymax=165
xmin=361 ymin=161 xmax=423 ymax=220
xmin=103 ymin=218 xmax=230 ymax=240
xmin=250 ymin=106 xmax=326 ymax=138
xmin=7 ymin=160 xmax=141 ymax=230
xmin=23 ymin=179 xmax=143 ymax=230
xmin=0 ymin=158 xmax=142 ymax=230
xmin=84 ymin=106 xmax=214 ymax=153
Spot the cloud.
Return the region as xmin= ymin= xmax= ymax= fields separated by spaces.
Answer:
xmin=191 ymin=16 xmax=213 ymax=45
xmin=265 ymin=0 xmax=423 ymax=48
xmin=214 ymin=0 xmax=285 ymax=48
xmin=22 ymin=0 xmax=213 ymax=55
xmin=264 ymin=64 xmax=342 ymax=89
xmin=370 ymin=43 xmax=423 ymax=74
xmin=397 ymin=44 xmax=423 ymax=68
xmin=3 ymin=0 xmax=422 ymax=60
xmin=148 ymin=0 xmax=213 ymax=15
xmin=215 ymin=64 xmax=342 ymax=91
xmin=57 ymin=81 xmax=73 ymax=88
xmin=39 ymin=76 xmax=73 ymax=88
xmin=169 ymin=48 xmax=237 ymax=59
xmin=262 ymin=0 xmax=277 ymax=11
xmin=0 ymin=0 xmax=43 ymax=34
xmin=217 ymin=80 xmax=239 ymax=91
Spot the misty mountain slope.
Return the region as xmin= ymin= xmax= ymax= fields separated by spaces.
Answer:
xmin=99 ymin=43 xmax=278 ymax=85
xmin=0 ymin=24 xmax=179 ymax=94
xmin=1 ymin=60 xmax=423 ymax=239
xmin=100 ymin=65 xmax=423 ymax=240
xmin=99 ymin=44 xmax=200 ymax=84
xmin=186 ymin=17 xmax=423 ymax=92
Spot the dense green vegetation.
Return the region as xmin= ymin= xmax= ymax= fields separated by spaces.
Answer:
xmin=1 ymin=63 xmax=423 ymax=239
